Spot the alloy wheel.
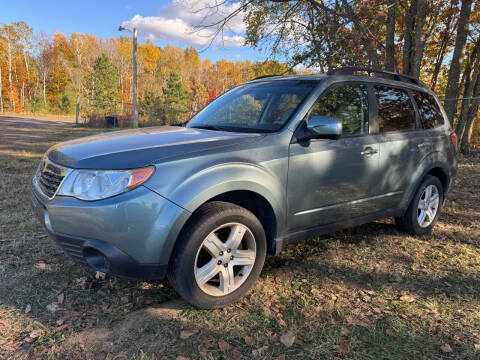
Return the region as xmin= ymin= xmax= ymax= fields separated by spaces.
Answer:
xmin=194 ymin=222 xmax=256 ymax=296
xmin=417 ymin=184 xmax=440 ymax=228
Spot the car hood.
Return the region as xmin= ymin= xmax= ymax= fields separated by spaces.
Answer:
xmin=46 ymin=126 xmax=263 ymax=169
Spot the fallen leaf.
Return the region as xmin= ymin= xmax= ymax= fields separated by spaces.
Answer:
xmin=474 ymin=343 xmax=480 ymax=350
xmin=46 ymin=303 xmax=60 ymax=312
xmin=385 ymin=329 xmax=395 ymax=337
xmin=441 ymin=343 xmax=452 ymax=353
xmin=400 ymin=294 xmax=415 ymax=303
xmin=252 ymin=345 xmax=268 ymax=357
xmin=218 ymin=339 xmax=230 ymax=351
xmin=203 ymin=337 xmax=214 ymax=347
xmin=340 ymin=326 xmax=350 ymax=336
xmin=365 ymin=290 xmax=376 ymax=296
xmin=57 ymin=293 xmax=65 ymax=304
xmin=112 ymin=352 xmax=127 ymax=360
xmin=277 ymin=317 xmax=287 ymax=327
xmin=244 ymin=335 xmax=254 ymax=345
xmin=29 ymin=329 xmax=45 ymax=339
xmin=75 ymin=277 xmax=87 ymax=289
xmin=55 ymin=324 xmax=69 ymax=333
xmin=33 ymin=345 xmax=47 ymax=357
xmin=336 ymin=343 xmax=351 ymax=356
xmin=276 ymin=355 xmax=286 ymax=360
xmin=25 ymin=304 xmax=31 ymax=314
xmin=180 ymin=329 xmax=198 ymax=340
xmin=280 ymin=331 xmax=295 ymax=347
xmin=35 ymin=262 xmax=46 ymax=269
xmin=95 ymin=271 xmax=106 ymax=280
xmin=231 ymin=348 xmax=242 ymax=360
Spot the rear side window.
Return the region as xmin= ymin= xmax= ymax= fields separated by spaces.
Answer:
xmin=309 ymin=84 xmax=369 ymax=135
xmin=375 ymin=86 xmax=416 ymax=132
xmin=412 ymin=90 xmax=445 ymax=129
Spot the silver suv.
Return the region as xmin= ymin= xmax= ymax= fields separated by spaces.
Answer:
xmin=31 ymin=67 xmax=457 ymax=308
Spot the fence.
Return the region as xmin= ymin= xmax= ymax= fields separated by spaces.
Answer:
xmin=75 ymin=97 xmax=194 ymax=128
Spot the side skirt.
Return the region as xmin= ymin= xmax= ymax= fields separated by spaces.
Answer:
xmin=273 ymin=208 xmax=403 ymax=255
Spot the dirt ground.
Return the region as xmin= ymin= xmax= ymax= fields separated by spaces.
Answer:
xmin=0 ymin=115 xmax=479 ymax=360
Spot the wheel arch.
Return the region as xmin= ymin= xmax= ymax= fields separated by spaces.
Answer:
xmin=160 ymin=164 xmax=287 ymax=265
xmin=401 ymin=152 xmax=451 ymax=210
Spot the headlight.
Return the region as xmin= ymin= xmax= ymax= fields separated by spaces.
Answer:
xmin=57 ymin=166 xmax=155 ymax=201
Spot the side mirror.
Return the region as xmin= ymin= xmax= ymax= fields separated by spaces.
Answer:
xmin=307 ymin=116 xmax=342 ymax=137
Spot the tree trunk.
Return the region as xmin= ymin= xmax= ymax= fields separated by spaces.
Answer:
xmin=443 ymin=0 xmax=473 ymax=125
xmin=411 ymin=0 xmax=428 ymax=79
xmin=385 ymin=0 xmax=396 ymax=71
xmin=460 ymin=77 xmax=480 ymax=153
xmin=23 ymin=52 xmax=29 ymax=74
xmin=402 ymin=0 xmax=416 ymax=75
xmin=430 ymin=33 xmax=449 ymax=91
xmin=43 ymin=72 xmax=46 ymax=105
xmin=0 ymin=65 xmax=3 ymax=113
xmin=7 ymin=38 xmax=14 ymax=111
xmin=455 ymin=39 xmax=480 ymax=141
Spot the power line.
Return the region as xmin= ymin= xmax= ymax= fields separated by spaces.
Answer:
xmin=439 ymin=96 xmax=480 ymax=102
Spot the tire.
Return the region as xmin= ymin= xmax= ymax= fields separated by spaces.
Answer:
xmin=395 ymin=175 xmax=444 ymax=235
xmin=167 ymin=201 xmax=267 ymax=309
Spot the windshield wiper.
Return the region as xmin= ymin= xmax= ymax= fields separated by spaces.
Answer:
xmin=190 ymin=125 xmax=227 ymax=131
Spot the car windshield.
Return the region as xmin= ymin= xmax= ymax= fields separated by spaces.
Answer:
xmin=187 ymin=80 xmax=317 ymax=133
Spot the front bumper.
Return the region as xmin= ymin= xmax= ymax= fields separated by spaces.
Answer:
xmin=49 ymin=231 xmax=168 ymax=280
xmin=31 ymin=183 xmax=189 ymax=280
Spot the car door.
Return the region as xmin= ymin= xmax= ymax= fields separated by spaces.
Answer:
xmin=373 ymin=85 xmax=425 ymax=210
xmin=287 ymin=83 xmax=381 ymax=231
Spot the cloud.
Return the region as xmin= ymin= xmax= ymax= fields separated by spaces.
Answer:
xmin=121 ymin=0 xmax=247 ymax=47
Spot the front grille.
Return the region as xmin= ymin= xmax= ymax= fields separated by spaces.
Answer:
xmin=36 ymin=158 xmax=68 ymax=199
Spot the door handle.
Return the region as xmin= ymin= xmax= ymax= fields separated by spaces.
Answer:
xmin=361 ymin=147 xmax=378 ymax=156
xmin=417 ymin=143 xmax=429 ymax=148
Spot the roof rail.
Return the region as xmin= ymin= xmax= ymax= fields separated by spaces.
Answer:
xmin=327 ymin=66 xmax=427 ymax=88
xmin=252 ymin=74 xmax=282 ymax=80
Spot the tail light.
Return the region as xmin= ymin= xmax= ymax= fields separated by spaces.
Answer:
xmin=450 ymin=131 xmax=458 ymax=151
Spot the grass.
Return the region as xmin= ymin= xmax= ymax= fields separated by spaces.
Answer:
xmin=0 ymin=117 xmax=479 ymax=359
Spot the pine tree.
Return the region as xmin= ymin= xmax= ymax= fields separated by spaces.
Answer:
xmin=163 ymin=71 xmax=190 ymax=112
xmin=91 ymin=53 xmax=119 ymax=114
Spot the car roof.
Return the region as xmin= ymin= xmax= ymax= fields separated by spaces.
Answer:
xmin=247 ymin=67 xmax=435 ymax=96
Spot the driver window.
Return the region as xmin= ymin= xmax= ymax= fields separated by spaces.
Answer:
xmin=309 ymin=84 xmax=369 ymax=135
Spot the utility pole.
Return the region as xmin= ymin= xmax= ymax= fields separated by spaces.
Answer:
xmin=132 ymin=28 xmax=138 ymax=127
xmin=119 ymin=25 xmax=138 ymax=127
xmin=75 ymin=96 xmax=80 ymax=126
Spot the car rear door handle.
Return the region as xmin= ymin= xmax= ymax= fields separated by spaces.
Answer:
xmin=361 ymin=147 xmax=378 ymax=156
xmin=418 ymin=143 xmax=429 ymax=148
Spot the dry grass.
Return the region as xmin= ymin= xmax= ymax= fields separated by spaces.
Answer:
xmin=0 ymin=116 xmax=479 ymax=359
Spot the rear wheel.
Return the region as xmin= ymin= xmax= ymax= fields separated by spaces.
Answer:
xmin=395 ymin=175 xmax=443 ymax=235
xmin=168 ymin=201 xmax=266 ymax=309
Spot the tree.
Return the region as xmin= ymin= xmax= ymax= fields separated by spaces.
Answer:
xmin=162 ymin=71 xmax=190 ymax=123
xmin=91 ymin=53 xmax=119 ymax=114
xmin=443 ymin=0 xmax=474 ymax=125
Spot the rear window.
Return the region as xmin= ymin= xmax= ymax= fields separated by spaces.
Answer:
xmin=412 ymin=90 xmax=445 ymax=129
xmin=375 ymin=86 xmax=416 ymax=133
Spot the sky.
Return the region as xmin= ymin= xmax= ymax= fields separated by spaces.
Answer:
xmin=2 ymin=0 xmax=265 ymax=62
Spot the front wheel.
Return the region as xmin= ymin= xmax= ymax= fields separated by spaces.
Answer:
xmin=395 ymin=175 xmax=444 ymax=235
xmin=167 ymin=201 xmax=266 ymax=309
